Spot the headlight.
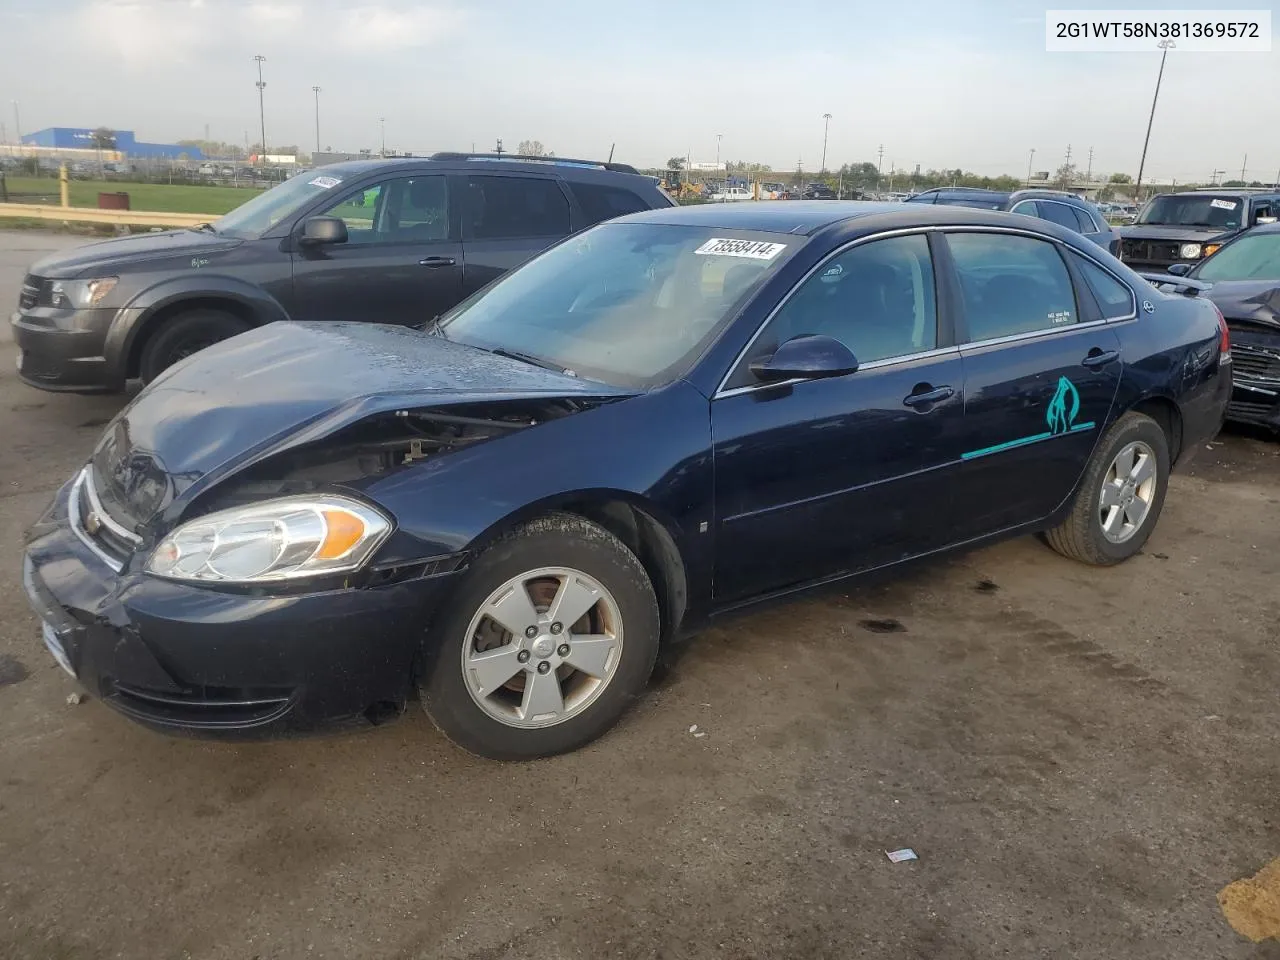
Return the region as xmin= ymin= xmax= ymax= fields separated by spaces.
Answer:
xmin=147 ymin=495 xmax=391 ymax=583
xmin=1203 ymin=244 xmax=1221 ymax=258
xmin=49 ymin=277 xmax=118 ymax=308
xmin=1179 ymin=243 xmax=1203 ymax=259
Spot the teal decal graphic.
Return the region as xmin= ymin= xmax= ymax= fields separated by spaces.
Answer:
xmin=962 ymin=376 xmax=1095 ymax=460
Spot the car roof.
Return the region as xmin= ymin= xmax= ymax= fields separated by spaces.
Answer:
xmin=298 ymin=155 xmax=649 ymax=182
xmin=618 ymin=200 xmax=1072 ymax=236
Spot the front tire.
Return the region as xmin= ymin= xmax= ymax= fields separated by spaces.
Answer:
xmin=421 ymin=514 xmax=660 ymax=760
xmin=1044 ymin=411 xmax=1171 ymax=565
xmin=138 ymin=308 xmax=250 ymax=383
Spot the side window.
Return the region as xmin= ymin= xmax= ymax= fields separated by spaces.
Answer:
xmin=947 ymin=232 xmax=1078 ymax=341
xmin=1009 ymin=199 xmax=1038 ymax=217
xmin=1253 ymin=202 xmax=1274 ymax=223
xmin=1071 ymin=206 xmax=1100 ymax=233
xmin=1071 ymin=253 xmax=1135 ymax=319
xmin=750 ymin=234 xmax=937 ymax=371
xmin=319 ymin=183 xmax=384 ymax=244
xmin=570 ymin=182 xmax=650 ymax=226
xmin=465 ymin=176 xmax=571 ymax=240
xmin=1037 ymin=201 xmax=1083 ymax=232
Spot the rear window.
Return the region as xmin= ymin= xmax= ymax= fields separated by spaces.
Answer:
xmin=1071 ymin=253 xmax=1135 ymax=318
xmin=1036 ymin=201 xmax=1082 ymax=232
xmin=570 ymin=182 xmax=651 ymax=226
xmin=464 ymin=175 xmax=571 ymax=240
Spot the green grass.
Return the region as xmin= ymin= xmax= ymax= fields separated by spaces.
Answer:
xmin=1 ymin=177 xmax=264 ymax=215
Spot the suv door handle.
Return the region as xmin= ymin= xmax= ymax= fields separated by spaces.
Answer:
xmin=1081 ymin=349 xmax=1120 ymax=369
xmin=902 ymin=385 xmax=955 ymax=408
xmin=419 ymin=256 xmax=457 ymax=267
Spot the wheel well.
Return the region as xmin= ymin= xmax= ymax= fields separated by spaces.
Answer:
xmin=556 ymin=499 xmax=689 ymax=644
xmin=1131 ymin=396 xmax=1183 ymax=463
xmin=126 ymin=297 xmax=256 ymax=378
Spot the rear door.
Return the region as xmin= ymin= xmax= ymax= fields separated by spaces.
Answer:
xmin=457 ymin=174 xmax=574 ymax=297
xmin=712 ymin=232 xmax=969 ymax=601
xmin=291 ymin=174 xmax=462 ymax=325
xmin=943 ymin=230 xmax=1124 ymax=539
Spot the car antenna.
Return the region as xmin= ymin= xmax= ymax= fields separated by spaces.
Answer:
xmin=607 ymin=143 xmax=615 ymax=163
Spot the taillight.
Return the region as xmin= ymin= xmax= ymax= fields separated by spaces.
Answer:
xmin=1213 ymin=302 xmax=1231 ymax=362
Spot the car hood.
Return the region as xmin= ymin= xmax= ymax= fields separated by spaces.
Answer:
xmin=1117 ymin=224 xmax=1235 ymax=244
xmin=29 ymin=229 xmax=241 ymax=278
xmin=1199 ymin=279 xmax=1280 ymax=328
xmin=90 ymin=321 xmax=628 ymax=527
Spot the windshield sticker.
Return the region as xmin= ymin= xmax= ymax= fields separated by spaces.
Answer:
xmin=308 ymin=175 xmax=342 ymax=189
xmin=695 ymin=238 xmax=787 ymax=260
xmin=1210 ymin=199 xmax=1238 ymax=210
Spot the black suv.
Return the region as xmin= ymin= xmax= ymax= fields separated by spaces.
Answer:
xmin=905 ymin=187 xmax=1119 ymax=255
xmin=12 ymin=153 xmax=674 ymax=392
xmin=1117 ymin=188 xmax=1280 ymax=273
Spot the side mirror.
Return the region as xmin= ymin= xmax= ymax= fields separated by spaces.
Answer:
xmin=749 ymin=335 xmax=859 ymax=383
xmin=1166 ymin=262 xmax=1192 ymax=276
xmin=299 ymin=216 xmax=348 ymax=245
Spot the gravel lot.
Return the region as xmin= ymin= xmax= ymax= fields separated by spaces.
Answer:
xmin=1 ymin=230 xmax=1278 ymax=960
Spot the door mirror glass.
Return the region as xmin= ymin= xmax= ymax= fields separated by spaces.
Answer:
xmin=1166 ymin=262 xmax=1192 ymax=276
xmin=749 ymin=335 xmax=859 ymax=382
xmin=300 ymin=216 xmax=348 ymax=245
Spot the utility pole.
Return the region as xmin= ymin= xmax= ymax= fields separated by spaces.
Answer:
xmin=1240 ymin=153 xmax=1247 ymax=183
xmin=1135 ymin=41 xmax=1171 ymax=199
xmin=820 ymin=113 xmax=831 ymax=174
xmin=11 ymin=101 xmax=19 ymax=142
xmin=312 ymin=86 xmax=321 ymax=154
xmin=1210 ymin=168 xmax=1225 ymax=186
xmin=877 ymin=144 xmax=884 ymax=190
xmin=1026 ymin=148 xmax=1036 ymax=185
xmin=494 ymin=137 xmax=503 ymax=156
xmin=380 ymin=117 xmax=386 ymax=157
xmin=253 ymin=55 xmax=267 ymax=162
xmin=1086 ymin=146 xmax=1094 ymax=184
xmin=715 ymin=133 xmax=722 ymax=170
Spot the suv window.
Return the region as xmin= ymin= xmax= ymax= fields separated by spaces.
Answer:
xmin=464 ymin=175 xmax=571 ymax=240
xmin=947 ymin=232 xmax=1078 ymax=341
xmin=1071 ymin=253 xmax=1134 ymax=319
xmin=1036 ymin=200 xmax=1084 ymax=232
xmin=570 ymin=182 xmax=651 ymax=226
xmin=752 ymin=234 xmax=937 ymax=368
xmin=1071 ymin=205 xmax=1100 ymax=233
xmin=317 ymin=175 xmax=449 ymax=244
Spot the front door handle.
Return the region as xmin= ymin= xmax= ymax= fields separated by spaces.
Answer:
xmin=419 ymin=256 xmax=457 ymax=267
xmin=1081 ymin=349 xmax=1120 ymax=369
xmin=902 ymin=385 xmax=955 ymax=408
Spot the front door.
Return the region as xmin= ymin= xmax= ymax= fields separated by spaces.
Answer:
xmin=712 ymin=232 xmax=969 ymax=602
xmin=942 ymin=230 xmax=1123 ymax=538
xmin=292 ymin=174 xmax=463 ymax=326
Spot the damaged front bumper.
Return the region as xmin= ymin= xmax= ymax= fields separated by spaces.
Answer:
xmin=21 ymin=477 xmax=461 ymax=737
xmin=1226 ymin=331 xmax=1280 ymax=430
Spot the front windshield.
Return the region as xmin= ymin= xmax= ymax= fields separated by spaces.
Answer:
xmin=212 ymin=170 xmax=351 ymax=238
xmin=1137 ymin=194 xmax=1243 ymax=229
xmin=1197 ymin=233 xmax=1280 ymax=282
xmin=438 ymin=222 xmax=796 ymax=388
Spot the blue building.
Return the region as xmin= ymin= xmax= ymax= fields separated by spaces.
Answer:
xmin=20 ymin=128 xmax=203 ymax=160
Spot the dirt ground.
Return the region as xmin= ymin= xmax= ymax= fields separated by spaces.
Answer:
xmin=1 ymin=230 xmax=1278 ymax=960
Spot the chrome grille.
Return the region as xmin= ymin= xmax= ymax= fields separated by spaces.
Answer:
xmin=1232 ymin=346 xmax=1280 ymax=382
xmin=69 ymin=467 xmax=142 ymax=572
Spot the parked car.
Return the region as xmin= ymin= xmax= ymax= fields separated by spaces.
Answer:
xmin=906 ymin=187 xmax=1120 ymax=255
xmin=803 ymin=184 xmax=838 ymax=200
xmin=1117 ymin=189 xmax=1280 ymax=272
xmin=23 ymin=201 xmax=1230 ymax=758
xmin=710 ymin=186 xmax=753 ymax=202
xmin=1153 ymin=223 xmax=1280 ymax=431
xmin=11 ymin=153 xmax=673 ymax=393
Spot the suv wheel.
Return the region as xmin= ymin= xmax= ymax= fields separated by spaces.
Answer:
xmin=138 ymin=308 xmax=250 ymax=383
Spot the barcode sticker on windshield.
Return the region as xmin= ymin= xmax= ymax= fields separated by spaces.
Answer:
xmin=1210 ymin=199 xmax=1237 ymax=210
xmin=695 ymin=238 xmax=787 ymax=260
xmin=309 ymin=175 xmax=342 ymax=189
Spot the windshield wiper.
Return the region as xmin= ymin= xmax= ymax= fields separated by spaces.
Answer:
xmin=489 ymin=347 xmax=575 ymax=376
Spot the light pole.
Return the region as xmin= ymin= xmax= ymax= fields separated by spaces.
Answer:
xmin=820 ymin=113 xmax=832 ymax=174
xmin=715 ymin=133 xmax=722 ymax=170
xmin=877 ymin=143 xmax=884 ymax=190
xmin=1026 ymin=148 xmax=1036 ymax=185
xmin=1135 ymin=40 xmax=1172 ymax=201
xmin=312 ymin=86 xmax=321 ymax=154
xmin=379 ymin=117 xmax=386 ymax=157
xmin=253 ymin=55 xmax=267 ymax=162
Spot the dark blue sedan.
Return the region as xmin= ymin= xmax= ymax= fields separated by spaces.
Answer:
xmin=22 ymin=202 xmax=1231 ymax=759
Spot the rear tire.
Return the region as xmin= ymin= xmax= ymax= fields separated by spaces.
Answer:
xmin=138 ymin=308 xmax=249 ymax=383
xmin=421 ymin=513 xmax=660 ymax=760
xmin=1044 ymin=411 xmax=1170 ymax=565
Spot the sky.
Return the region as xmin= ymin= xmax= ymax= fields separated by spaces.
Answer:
xmin=0 ymin=0 xmax=1277 ymax=182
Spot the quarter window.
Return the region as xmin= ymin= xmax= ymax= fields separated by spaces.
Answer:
xmin=749 ymin=233 xmax=937 ymax=370
xmin=570 ymin=182 xmax=650 ymax=226
xmin=464 ymin=176 xmax=571 ymax=240
xmin=1071 ymin=206 xmax=1100 ymax=233
xmin=1071 ymin=253 xmax=1135 ymax=319
xmin=947 ymin=232 xmax=1078 ymax=341
xmin=1036 ymin=201 xmax=1083 ymax=232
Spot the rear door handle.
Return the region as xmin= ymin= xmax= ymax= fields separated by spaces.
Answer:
xmin=902 ymin=385 xmax=955 ymax=408
xmin=419 ymin=256 xmax=457 ymax=267
xmin=1081 ymin=349 xmax=1120 ymax=369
